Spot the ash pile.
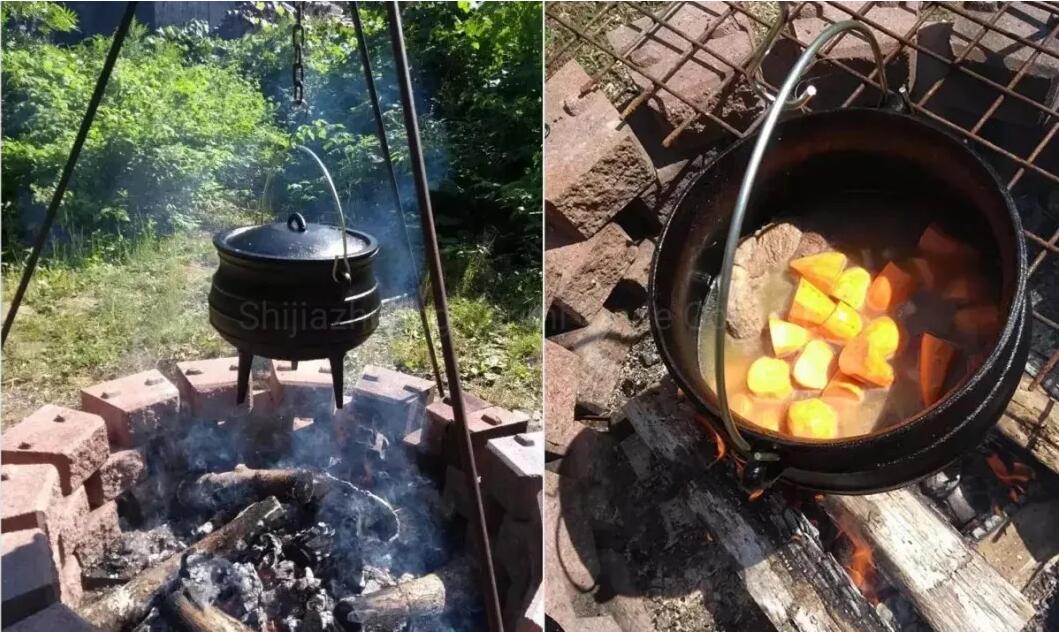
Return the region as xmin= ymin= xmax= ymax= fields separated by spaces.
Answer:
xmin=2 ymin=359 xmax=543 ymax=632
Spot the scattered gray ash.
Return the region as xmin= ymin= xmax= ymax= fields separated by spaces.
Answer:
xmin=84 ymin=403 xmax=473 ymax=632
xmin=1026 ymin=561 xmax=1059 ymax=632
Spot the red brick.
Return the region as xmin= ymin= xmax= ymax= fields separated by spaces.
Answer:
xmin=496 ymin=514 xmax=543 ymax=628
xmin=74 ymin=502 xmax=121 ymax=568
xmin=267 ymin=358 xmax=335 ymax=416
xmin=1 ymin=464 xmax=61 ymax=534
xmin=552 ymin=310 xmax=644 ymax=414
xmin=440 ymin=465 xmax=503 ymax=533
xmin=621 ymin=240 xmax=655 ymax=296
xmin=4 ymin=603 xmax=96 ymax=631
xmin=422 ymin=392 xmax=493 ymax=457
xmin=2 ymin=405 xmax=109 ymax=495
xmin=545 ymin=61 xmax=655 ymax=240
xmin=544 ymin=341 xmax=583 ymax=455
xmin=551 ymin=223 xmax=637 ymax=328
xmin=1 ymin=529 xmax=60 ymax=627
xmin=54 ymin=487 xmax=90 ymax=562
xmin=543 ymin=471 xmax=600 ymax=631
xmin=59 ymin=554 xmax=82 ymax=607
xmin=347 ymin=365 xmax=436 ymax=437
xmin=87 ymin=448 xmax=147 ymax=506
xmin=80 ymin=369 xmax=179 ymax=448
xmin=480 ymin=432 xmax=543 ymax=521
xmin=443 ymin=406 xmax=530 ymax=468
xmin=174 ymin=357 xmax=251 ymax=420
xmin=545 ymin=240 xmax=586 ymax=309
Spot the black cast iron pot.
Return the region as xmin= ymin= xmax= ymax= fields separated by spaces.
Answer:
xmin=210 ymin=211 xmax=381 ymax=408
xmin=649 ymin=107 xmax=1030 ymax=494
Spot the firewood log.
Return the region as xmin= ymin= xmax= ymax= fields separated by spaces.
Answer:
xmin=161 ymin=583 xmax=251 ymax=632
xmin=335 ymin=555 xmax=475 ymax=624
xmin=80 ymin=496 xmax=289 ymax=631
xmin=177 ymin=465 xmax=399 ymax=541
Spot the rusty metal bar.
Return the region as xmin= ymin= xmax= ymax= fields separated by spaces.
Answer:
xmin=547 ymin=1 xmax=616 ymax=68
xmin=1008 ymin=119 xmax=1059 ymax=188
xmin=942 ymin=2 xmax=1059 ymax=62
xmin=547 ymin=9 xmax=746 ymax=138
xmin=915 ymin=3 xmax=1010 ymax=110
xmin=578 ymin=1 xmax=684 ymax=96
xmin=1029 ymin=227 xmax=1059 ymax=274
xmin=384 ymin=3 xmax=503 ymax=629
xmin=841 ymin=7 xmax=931 ymax=108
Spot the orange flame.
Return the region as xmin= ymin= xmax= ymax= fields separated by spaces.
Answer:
xmin=985 ymin=451 xmax=1033 ymax=502
xmin=832 ymin=513 xmax=879 ymax=604
xmin=748 ymin=488 xmax=764 ymax=502
xmin=695 ymin=414 xmax=727 ymax=464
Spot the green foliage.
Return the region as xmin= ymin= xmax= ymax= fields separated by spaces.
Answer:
xmin=0 ymin=1 xmax=77 ymax=42
xmin=1 ymin=13 xmax=286 ymax=262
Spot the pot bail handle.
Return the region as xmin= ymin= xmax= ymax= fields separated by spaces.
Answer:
xmin=713 ymin=21 xmax=890 ymax=464
xmin=258 ymin=145 xmax=356 ymax=284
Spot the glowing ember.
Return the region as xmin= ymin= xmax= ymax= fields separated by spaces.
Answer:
xmin=748 ymin=488 xmax=764 ymax=502
xmin=984 ymin=451 xmax=1033 ymax=503
xmin=845 ymin=530 xmax=878 ymax=604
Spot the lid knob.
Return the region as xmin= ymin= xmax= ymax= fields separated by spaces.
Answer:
xmin=287 ymin=213 xmax=308 ymax=232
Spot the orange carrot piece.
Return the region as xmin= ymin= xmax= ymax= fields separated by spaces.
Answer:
xmin=954 ymin=305 xmax=1001 ymax=341
xmin=749 ymin=397 xmax=787 ymax=433
xmin=866 ymin=261 xmax=916 ymax=312
xmin=769 ymin=316 xmax=810 ymax=357
xmin=790 ymin=251 xmax=847 ymax=292
xmin=822 ymin=372 xmax=865 ymax=402
xmin=830 ymin=266 xmax=871 ymax=310
xmin=918 ymin=223 xmax=977 ymax=260
xmin=908 ymin=256 xmax=942 ymax=291
xmin=788 ymin=278 xmax=837 ymax=326
xmin=863 ymin=316 xmax=900 ymax=358
xmin=920 ymin=333 xmax=956 ymax=407
xmin=943 ymin=276 xmax=990 ymax=304
xmin=746 ymin=357 xmax=793 ymax=399
xmin=730 ymin=393 xmax=755 ymax=419
xmin=838 ymin=336 xmax=895 ymax=388
xmin=787 ymin=398 xmax=839 ymax=439
xmin=821 ymin=301 xmax=863 ymax=342
xmin=793 ymin=339 xmax=835 ymax=390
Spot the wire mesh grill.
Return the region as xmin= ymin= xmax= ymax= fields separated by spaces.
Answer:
xmin=546 ymin=0 xmax=1059 ymax=402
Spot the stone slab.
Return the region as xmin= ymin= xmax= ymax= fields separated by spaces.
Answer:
xmin=2 ymin=405 xmax=109 ymax=495
xmin=1 ymin=529 xmax=60 ymax=627
xmin=80 ymin=369 xmax=179 ymax=448
xmin=174 ymin=357 xmax=251 ymax=420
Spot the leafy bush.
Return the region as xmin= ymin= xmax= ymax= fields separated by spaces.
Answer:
xmin=1 ymin=14 xmax=286 ymax=262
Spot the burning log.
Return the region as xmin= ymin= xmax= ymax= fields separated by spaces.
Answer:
xmin=335 ymin=555 xmax=475 ymax=624
xmin=823 ymin=489 xmax=1035 ymax=632
xmin=178 ymin=465 xmax=399 ymax=541
xmin=80 ymin=496 xmax=289 ymax=631
xmin=161 ymin=583 xmax=251 ymax=632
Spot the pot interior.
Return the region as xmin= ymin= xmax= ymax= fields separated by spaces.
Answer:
xmin=651 ymin=109 xmax=1023 ymax=445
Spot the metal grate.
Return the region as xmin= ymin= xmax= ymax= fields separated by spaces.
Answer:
xmin=546 ymin=0 xmax=1059 ymax=399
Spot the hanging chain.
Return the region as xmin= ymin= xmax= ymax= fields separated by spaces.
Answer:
xmin=291 ymin=3 xmax=305 ymax=107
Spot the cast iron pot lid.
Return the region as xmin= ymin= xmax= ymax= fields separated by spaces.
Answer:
xmin=214 ymin=212 xmax=377 ymax=263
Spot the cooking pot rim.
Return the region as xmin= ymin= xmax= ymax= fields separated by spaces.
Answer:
xmin=213 ymin=223 xmax=379 ymax=265
xmin=648 ymin=106 xmax=1028 ymax=451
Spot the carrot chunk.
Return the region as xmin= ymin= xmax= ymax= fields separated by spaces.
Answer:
xmin=821 ymin=301 xmax=863 ymax=342
xmin=738 ymin=396 xmax=787 ymax=432
xmin=746 ymin=357 xmax=793 ymax=399
xmin=866 ymin=261 xmax=916 ymax=312
xmin=787 ymin=398 xmax=839 ymax=439
xmin=790 ymin=251 xmax=847 ymax=292
xmin=943 ymin=276 xmax=990 ymax=304
xmin=838 ymin=336 xmax=895 ymax=387
xmin=920 ymin=333 xmax=957 ymax=407
xmin=729 ymin=393 xmax=755 ymax=419
xmin=863 ymin=316 xmax=899 ymax=358
xmin=830 ymin=266 xmax=871 ymax=310
xmin=822 ymin=371 xmax=865 ymax=402
xmin=908 ymin=256 xmax=943 ymax=291
xmin=918 ymin=223 xmax=977 ymax=260
xmin=793 ymin=339 xmax=835 ymax=389
xmin=788 ymin=278 xmax=837 ymax=326
xmin=769 ymin=316 xmax=810 ymax=357
xmin=954 ymin=305 xmax=1001 ymax=341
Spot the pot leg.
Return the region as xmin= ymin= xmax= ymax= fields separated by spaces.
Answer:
xmin=236 ymin=350 xmax=253 ymax=405
xmin=329 ymin=354 xmax=345 ymax=409
xmin=290 ymin=360 xmax=299 ymax=371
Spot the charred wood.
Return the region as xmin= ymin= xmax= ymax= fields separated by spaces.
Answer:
xmin=161 ymin=583 xmax=251 ymax=632
xmin=177 ymin=466 xmax=399 ymax=541
xmin=80 ymin=496 xmax=289 ymax=631
xmin=823 ymin=489 xmax=1036 ymax=632
xmin=335 ymin=555 xmax=475 ymax=624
